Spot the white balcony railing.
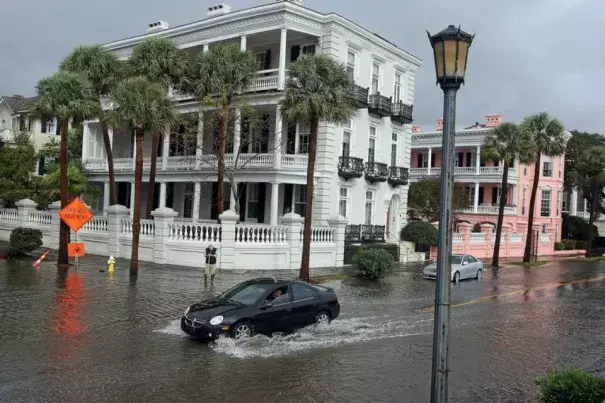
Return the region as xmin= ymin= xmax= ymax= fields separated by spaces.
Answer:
xmin=461 ymin=205 xmax=516 ymax=215
xmin=409 ymin=166 xmax=517 ymax=177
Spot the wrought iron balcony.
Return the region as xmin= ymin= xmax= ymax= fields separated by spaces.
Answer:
xmin=338 ymin=156 xmax=364 ymax=180
xmin=365 ymin=161 xmax=388 ymax=183
xmin=353 ymin=85 xmax=369 ymax=108
xmin=391 ymin=101 xmax=414 ymax=124
xmin=368 ymin=93 xmax=392 ymax=117
xmin=345 ymin=224 xmax=386 ymax=243
xmin=388 ymin=166 xmax=409 ymax=186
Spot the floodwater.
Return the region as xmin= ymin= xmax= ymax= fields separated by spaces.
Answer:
xmin=1 ymin=255 xmax=604 ymax=403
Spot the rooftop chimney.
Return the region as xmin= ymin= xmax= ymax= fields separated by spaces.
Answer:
xmin=436 ymin=117 xmax=443 ymax=132
xmin=485 ymin=113 xmax=503 ymax=128
xmin=147 ymin=21 xmax=170 ymax=33
xmin=412 ymin=125 xmax=421 ymax=133
xmin=12 ymin=94 xmax=24 ymax=99
xmin=207 ymin=3 xmax=232 ymax=17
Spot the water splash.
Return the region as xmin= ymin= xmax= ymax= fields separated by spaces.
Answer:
xmin=155 ymin=319 xmax=188 ymax=337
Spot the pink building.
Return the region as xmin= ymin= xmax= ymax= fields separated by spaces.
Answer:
xmin=410 ymin=114 xmax=566 ymax=258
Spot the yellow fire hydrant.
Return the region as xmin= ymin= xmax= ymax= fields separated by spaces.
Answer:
xmin=107 ymin=255 xmax=116 ymax=273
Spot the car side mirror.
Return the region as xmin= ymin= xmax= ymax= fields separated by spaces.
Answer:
xmin=260 ymin=302 xmax=273 ymax=310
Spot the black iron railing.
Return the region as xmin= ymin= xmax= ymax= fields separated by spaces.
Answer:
xmin=338 ymin=156 xmax=364 ymax=180
xmin=353 ymin=85 xmax=369 ymax=108
xmin=345 ymin=224 xmax=386 ymax=243
xmin=368 ymin=93 xmax=392 ymax=117
xmin=365 ymin=161 xmax=388 ymax=183
xmin=388 ymin=166 xmax=409 ymax=186
xmin=391 ymin=102 xmax=414 ymax=124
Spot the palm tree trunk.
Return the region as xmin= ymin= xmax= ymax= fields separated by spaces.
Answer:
xmin=216 ymin=106 xmax=228 ymax=217
xmin=57 ymin=119 xmax=70 ymax=267
xmin=300 ymin=119 xmax=318 ymax=282
xmin=492 ymin=160 xmax=509 ymax=268
xmin=130 ymin=128 xmax=144 ymax=276
xmin=145 ymin=131 xmax=160 ymax=218
xmin=523 ymin=152 xmax=542 ymax=262
xmin=586 ymin=175 xmax=599 ymax=257
xmin=100 ymin=119 xmax=117 ymax=206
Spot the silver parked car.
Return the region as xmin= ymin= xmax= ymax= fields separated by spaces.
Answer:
xmin=422 ymin=254 xmax=484 ymax=282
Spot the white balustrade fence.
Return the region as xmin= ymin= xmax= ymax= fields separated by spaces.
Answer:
xmin=28 ymin=211 xmax=52 ymax=226
xmin=168 ymin=222 xmax=221 ymax=242
xmin=470 ymin=233 xmax=486 ymax=243
xmin=81 ymin=216 xmax=109 ymax=233
xmin=236 ymin=224 xmax=287 ymax=244
xmin=0 ymin=209 xmax=18 ymax=222
xmin=452 ymin=233 xmax=463 ymax=244
xmin=121 ymin=218 xmax=155 ymax=237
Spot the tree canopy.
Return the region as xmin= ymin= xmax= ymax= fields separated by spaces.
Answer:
xmin=408 ymin=177 xmax=469 ymax=222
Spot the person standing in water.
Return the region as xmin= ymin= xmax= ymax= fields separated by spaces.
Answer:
xmin=204 ymin=243 xmax=218 ymax=285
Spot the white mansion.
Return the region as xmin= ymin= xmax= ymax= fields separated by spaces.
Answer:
xmin=83 ymin=0 xmax=420 ymax=243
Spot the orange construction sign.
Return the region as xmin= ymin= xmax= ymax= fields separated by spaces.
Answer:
xmin=58 ymin=197 xmax=93 ymax=232
xmin=68 ymin=242 xmax=85 ymax=257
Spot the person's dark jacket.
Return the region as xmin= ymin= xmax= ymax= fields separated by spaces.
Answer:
xmin=205 ymin=247 xmax=217 ymax=265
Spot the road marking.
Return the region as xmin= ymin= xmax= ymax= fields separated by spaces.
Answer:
xmin=417 ymin=275 xmax=605 ymax=313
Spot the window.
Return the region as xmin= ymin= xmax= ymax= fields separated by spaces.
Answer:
xmin=12 ymin=117 xmax=19 ymax=130
xmin=393 ymin=72 xmax=402 ymax=103
xmin=559 ymin=157 xmax=563 ymax=178
xmin=346 ymin=51 xmax=356 ymax=81
xmin=342 ymin=120 xmax=352 ymax=157
xmin=41 ymin=118 xmax=56 ymax=134
xmin=557 ymin=190 xmax=561 ymax=216
xmin=247 ymin=183 xmax=260 ymax=219
xmin=256 ymin=52 xmax=268 ymax=70
xmin=562 ymin=192 xmax=568 ymax=212
xmin=301 ymin=44 xmax=316 ymax=57
xmin=543 ymin=161 xmax=553 ymax=177
xmin=523 ymin=165 xmax=528 ymax=176
xmin=364 ymin=191 xmax=374 ymax=225
xmin=292 ymin=283 xmax=315 ymax=301
xmin=522 ymin=188 xmax=527 ymax=215
xmin=371 ymin=62 xmax=380 ymax=94
xmin=468 ymin=185 xmax=476 ymax=207
xmin=294 ymin=185 xmax=306 ymax=217
xmin=339 ymin=187 xmax=349 ymax=220
xmin=540 ymin=189 xmax=551 ymax=217
xmin=541 ymin=224 xmax=548 ymax=234
xmin=297 ymin=123 xmax=310 ymax=154
xmin=267 ymin=286 xmax=290 ymax=305
xmin=391 ymin=132 xmax=398 ymax=167
xmin=368 ymin=126 xmax=377 ymax=163
xmin=467 ymin=255 xmax=478 ymax=263
xmin=0 ymin=119 xmax=5 ymax=130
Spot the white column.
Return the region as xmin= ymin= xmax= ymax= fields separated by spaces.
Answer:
xmin=82 ymin=122 xmax=89 ymax=161
xmin=159 ymin=182 xmax=167 ymax=209
xmin=240 ymin=35 xmax=247 ymax=50
xmin=270 ymin=182 xmax=279 ymax=225
xmin=427 ymin=147 xmax=432 ymax=175
xmin=473 ymin=182 xmax=480 ymax=213
xmin=192 ymin=182 xmax=201 ymax=222
xmin=195 ymin=111 xmax=204 ymax=169
xmin=570 ymin=188 xmax=578 ymax=216
xmin=230 ymin=184 xmax=237 ymax=209
xmin=103 ymin=182 xmax=110 ymax=214
xmin=274 ymin=107 xmax=282 ymax=169
xmin=512 ymin=186 xmax=518 ymax=209
xmin=162 ymin=127 xmax=170 ymax=170
xmin=278 ymin=28 xmax=288 ymax=90
xmin=129 ymin=182 xmax=135 ymax=217
xmin=131 ymin=131 xmax=137 ymax=170
xmin=476 ymin=145 xmax=481 ymax=174
xmin=203 ymin=43 xmax=209 ymax=53
xmin=233 ymin=108 xmax=241 ymax=162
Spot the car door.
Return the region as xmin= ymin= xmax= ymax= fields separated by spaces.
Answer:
xmin=461 ymin=255 xmax=472 ymax=278
xmin=289 ymin=282 xmax=318 ymax=328
xmin=467 ymin=255 xmax=479 ymax=276
xmin=254 ymin=286 xmax=294 ymax=333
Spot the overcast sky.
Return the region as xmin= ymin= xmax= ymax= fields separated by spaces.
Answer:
xmin=1 ymin=0 xmax=601 ymax=132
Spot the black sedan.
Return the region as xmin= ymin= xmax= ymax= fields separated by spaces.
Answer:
xmin=181 ymin=277 xmax=340 ymax=340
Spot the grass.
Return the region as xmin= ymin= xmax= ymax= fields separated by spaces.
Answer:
xmin=566 ymin=256 xmax=605 ymax=262
xmin=505 ymin=260 xmax=550 ymax=268
xmin=309 ymin=274 xmax=350 ymax=284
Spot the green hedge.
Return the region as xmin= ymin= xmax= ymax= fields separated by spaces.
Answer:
xmin=8 ymin=227 xmax=43 ymax=257
xmin=344 ymin=243 xmax=398 ymax=265
xmin=355 ymin=247 xmax=394 ymax=279
xmin=537 ymin=368 xmax=605 ymax=403
xmin=554 ymin=242 xmax=565 ymax=251
xmin=400 ymin=221 xmax=438 ymax=246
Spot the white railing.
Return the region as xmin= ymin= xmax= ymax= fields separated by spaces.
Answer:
xmin=249 ymin=69 xmax=279 ymax=92
xmin=0 ymin=208 xmax=19 ymax=222
xmin=541 ymin=234 xmax=550 ymax=243
xmin=168 ymin=222 xmax=221 ymax=242
xmin=235 ymin=224 xmax=287 ymax=244
xmin=121 ymin=219 xmax=155 ymax=237
xmin=281 ymin=154 xmax=308 ymax=168
xmin=510 ymin=234 xmax=522 ymax=243
xmin=166 ymin=156 xmax=194 ymax=170
xmin=455 ymin=167 xmax=475 ymax=174
xmin=28 ymin=211 xmax=52 ymax=226
xmin=114 ymin=158 xmax=133 ymax=170
xmin=81 ymin=216 xmax=109 ymax=233
xmin=463 ymin=205 xmax=516 ymax=215
xmin=409 ymin=166 xmax=516 ymax=177
xmin=239 ymin=153 xmax=273 ymax=168
xmin=452 ymin=233 xmax=463 ymax=244
xmin=306 ymin=227 xmax=334 ymax=243
xmin=85 ymin=158 xmax=107 ymax=171
xmin=470 ymin=233 xmax=486 ymax=243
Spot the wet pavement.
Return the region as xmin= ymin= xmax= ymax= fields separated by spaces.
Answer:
xmin=0 ymin=255 xmax=604 ymax=403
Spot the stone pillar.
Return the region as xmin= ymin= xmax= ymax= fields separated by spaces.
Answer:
xmin=218 ymin=210 xmax=238 ymax=270
xmin=476 ymin=145 xmax=481 ymax=174
xmin=159 ymin=182 xmax=167 ymax=209
xmin=427 ymin=147 xmax=432 ymax=175
xmin=517 ymin=221 xmax=528 ymax=247
xmin=151 ymin=207 xmax=178 ymax=264
xmin=129 ymin=182 xmax=135 ymax=218
xmin=327 ymin=214 xmax=347 ymax=267
xmin=203 ymin=43 xmax=209 ymax=53
xmin=282 ymin=212 xmax=303 ymax=270
xmin=192 ymin=182 xmax=201 ymax=222
xmin=162 ymin=126 xmax=170 ymax=170
xmin=570 ymin=188 xmax=578 ymax=216
xmin=278 ymin=28 xmax=288 ymax=90
xmin=240 ymin=35 xmax=247 ymax=50
xmin=458 ymin=222 xmax=472 ymax=254
xmin=270 ymin=182 xmax=279 ymax=225
xmin=16 ymin=198 xmax=37 ymax=225
xmin=480 ymin=223 xmax=493 ymax=259
xmin=103 ymin=182 xmax=110 ymax=215
xmin=48 ymin=201 xmax=62 ymax=250
xmin=473 ymin=182 xmax=480 ymax=213
xmin=106 ymin=204 xmax=130 ymax=258
xmin=274 ymin=108 xmax=282 ymax=169
xmin=82 ymin=122 xmax=89 ymax=161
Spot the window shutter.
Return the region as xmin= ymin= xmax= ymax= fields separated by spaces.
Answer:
xmin=41 ymin=120 xmax=47 ymax=133
xmin=291 ymin=45 xmax=301 ymax=62
xmin=283 ymin=184 xmax=293 ymax=214
xmin=264 ymin=49 xmax=271 ymax=70
xmin=257 ymin=183 xmax=266 ymax=223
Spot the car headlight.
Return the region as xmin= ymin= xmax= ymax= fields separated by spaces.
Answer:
xmin=184 ymin=306 xmax=190 ymax=316
xmin=209 ymin=315 xmax=224 ymax=326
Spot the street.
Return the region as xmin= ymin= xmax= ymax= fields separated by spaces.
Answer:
xmin=1 ymin=256 xmax=604 ymax=403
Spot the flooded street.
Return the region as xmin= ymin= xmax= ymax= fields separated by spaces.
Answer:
xmin=1 ymin=256 xmax=604 ymax=403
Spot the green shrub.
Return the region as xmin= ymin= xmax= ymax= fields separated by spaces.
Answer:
xmin=536 ymin=368 xmax=605 ymax=403
xmin=554 ymin=242 xmax=565 ymax=251
xmin=8 ymin=227 xmax=43 ymax=257
xmin=344 ymin=243 xmax=398 ymax=265
xmin=400 ymin=221 xmax=438 ymax=246
xmin=354 ymin=247 xmax=394 ymax=279
xmin=563 ymin=239 xmax=577 ymax=250
xmin=562 ymin=214 xmax=598 ymax=241
xmin=575 ymin=240 xmax=587 ymax=250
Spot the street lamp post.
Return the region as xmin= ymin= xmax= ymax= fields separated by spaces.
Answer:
xmin=426 ymin=25 xmax=474 ymax=403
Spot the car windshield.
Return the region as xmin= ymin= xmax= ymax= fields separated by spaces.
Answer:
xmin=217 ymin=282 xmax=275 ymax=306
xmin=451 ymin=255 xmax=464 ymax=265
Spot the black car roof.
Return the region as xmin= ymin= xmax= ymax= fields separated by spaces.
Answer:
xmin=245 ymin=277 xmax=294 ymax=285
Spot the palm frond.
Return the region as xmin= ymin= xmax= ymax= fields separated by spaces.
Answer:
xmin=128 ymin=38 xmax=190 ymax=91
xmin=521 ymin=112 xmax=566 ymax=156
xmin=483 ymin=122 xmax=535 ymax=165
xmin=60 ymin=45 xmax=123 ymax=97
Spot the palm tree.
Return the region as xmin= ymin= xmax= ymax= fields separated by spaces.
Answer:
xmin=280 ymin=55 xmax=356 ymax=281
xmin=30 ymin=71 xmax=99 ymax=267
xmin=60 ymin=45 xmax=123 ymax=207
xmin=107 ymin=76 xmax=177 ymax=276
xmin=186 ymin=43 xmax=258 ymax=216
xmin=127 ymin=37 xmax=191 ymax=218
xmin=521 ymin=112 xmax=566 ymax=263
xmin=42 ymin=160 xmax=100 ymax=202
xmin=483 ymin=122 xmax=535 ymax=268
xmin=576 ymin=146 xmax=605 ymax=257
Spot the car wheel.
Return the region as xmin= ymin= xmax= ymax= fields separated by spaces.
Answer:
xmin=315 ymin=311 xmax=331 ymax=325
xmin=475 ymin=269 xmax=483 ymax=280
xmin=231 ymin=321 xmax=254 ymax=340
xmin=453 ymin=271 xmax=461 ymax=283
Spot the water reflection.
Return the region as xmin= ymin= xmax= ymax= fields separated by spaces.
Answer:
xmin=52 ymin=269 xmax=87 ymax=336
